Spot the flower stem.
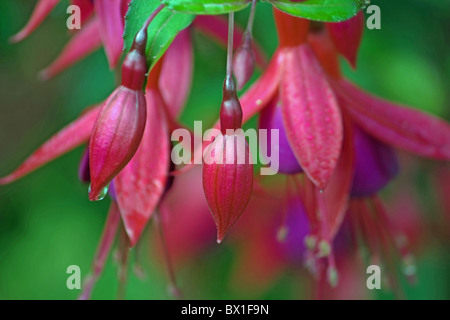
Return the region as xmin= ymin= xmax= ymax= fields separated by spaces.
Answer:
xmin=226 ymin=12 xmax=235 ymax=79
xmin=144 ymin=4 xmax=165 ymax=30
xmin=246 ymin=0 xmax=257 ymax=35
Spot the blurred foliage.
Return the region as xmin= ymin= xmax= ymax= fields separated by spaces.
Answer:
xmin=0 ymin=0 xmax=449 ymax=299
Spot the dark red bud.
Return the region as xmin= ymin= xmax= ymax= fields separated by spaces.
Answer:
xmin=220 ymin=76 xmax=243 ymax=134
xmin=121 ymin=26 xmax=148 ymax=90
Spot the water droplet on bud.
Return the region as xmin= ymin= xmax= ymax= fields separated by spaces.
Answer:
xmin=88 ymin=184 xmax=109 ymax=201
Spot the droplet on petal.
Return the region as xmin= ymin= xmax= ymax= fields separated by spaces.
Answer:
xmin=88 ymin=183 xmax=110 ymax=201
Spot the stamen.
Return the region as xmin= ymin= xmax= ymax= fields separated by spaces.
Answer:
xmin=277 ymin=176 xmax=294 ymax=242
xmin=326 ymin=253 xmax=338 ymax=288
xmin=371 ymin=196 xmax=417 ymax=285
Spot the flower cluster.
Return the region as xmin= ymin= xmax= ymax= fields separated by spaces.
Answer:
xmin=2 ymin=0 xmax=450 ymax=299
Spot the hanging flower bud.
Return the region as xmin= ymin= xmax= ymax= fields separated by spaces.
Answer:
xmin=203 ymin=76 xmax=253 ymax=243
xmin=233 ymin=32 xmax=255 ymax=90
xmin=88 ymin=24 xmax=148 ymax=201
xmin=351 ymin=125 xmax=399 ymax=197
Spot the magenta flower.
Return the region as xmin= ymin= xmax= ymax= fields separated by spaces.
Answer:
xmin=228 ymin=8 xmax=450 ymax=254
xmin=4 ymin=1 xmax=450 ymax=300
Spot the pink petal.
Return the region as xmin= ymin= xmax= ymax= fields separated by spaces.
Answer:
xmin=158 ymin=166 xmax=215 ymax=265
xmin=317 ymin=117 xmax=354 ymax=241
xmin=0 ymin=106 xmax=100 ymax=185
xmin=159 ymin=30 xmax=193 ymax=120
xmin=10 ymin=0 xmax=60 ymax=43
xmin=94 ymin=0 xmax=124 ymax=69
xmin=193 ymin=15 xmax=267 ymax=68
xmin=281 ymin=45 xmax=343 ymax=190
xmin=308 ymin=29 xmax=341 ymax=78
xmin=39 ymin=18 xmax=102 ymax=80
xmin=114 ymin=89 xmax=170 ymax=247
xmin=79 ymin=201 xmax=121 ymax=300
xmin=71 ymin=0 xmax=94 ymax=25
xmin=336 ymin=79 xmax=450 ymax=160
xmin=326 ymin=11 xmax=364 ymax=68
xmin=241 ymin=49 xmax=284 ymax=124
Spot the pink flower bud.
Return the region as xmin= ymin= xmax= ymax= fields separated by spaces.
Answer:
xmin=233 ymin=33 xmax=255 ymax=90
xmin=88 ymin=25 xmax=149 ymax=201
xmin=203 ymin=132 xmax=254 ymax=243
xmin=88 ymin=86 xmax=146 ymax=201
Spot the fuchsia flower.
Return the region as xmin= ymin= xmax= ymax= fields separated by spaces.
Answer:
xmin=236 ymin=9 xmax=449 ymax=224
xmin=3 ymin=2 xmax=450 ymax=299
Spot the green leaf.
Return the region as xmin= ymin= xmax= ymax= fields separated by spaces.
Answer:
xmin=123 ymin=0 xmax=195 ymax=68
xmin=269 ymin=0 xmax=368 ymax=22
xmin=161 ymin=0 xmax=251 ymax=15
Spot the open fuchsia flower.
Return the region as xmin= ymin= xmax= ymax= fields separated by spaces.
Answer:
xmin=2 ymin=0 xmax=450 ymax=300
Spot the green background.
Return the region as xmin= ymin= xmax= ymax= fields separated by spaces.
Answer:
xmin=0 ymin=0 xmax=449 ymax=299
